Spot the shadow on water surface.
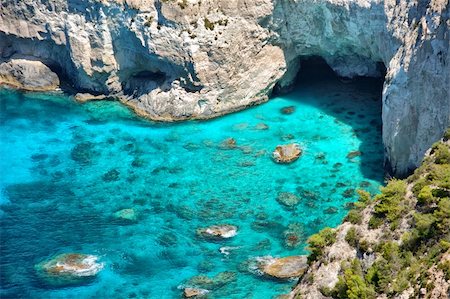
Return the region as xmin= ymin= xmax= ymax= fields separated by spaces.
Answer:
xmin=281 ymin=57 xmax=385 ymax=181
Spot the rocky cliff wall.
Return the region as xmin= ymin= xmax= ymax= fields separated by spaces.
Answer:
xmin=0 ymin=0 xmax=449 ymax=176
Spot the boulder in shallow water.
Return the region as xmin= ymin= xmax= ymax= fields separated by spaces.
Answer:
xmin=102 ymin=168 xmax=120 ymax=182
xmin=276 ymin=192 xmax=301 ymax=209
xmin=280 ymin=106 xmax=295 ymax=115
xmin=187 ymin=271 xmax=237 ymax=290
xmin=283 ymin=223 xmax=304 ymax=249
xmin=183 ymin=287 xmax=209 ymax=298
xmin=35 ymin=253 xmax=103 ymax=286
xmin=113 ymin=208 xmax=137 ymax=222
xmin=197 ymin=224 xmax=237 ymax=239
xmin=346 ymin=150 xmax=362 ymax=159
xmin=272 ymin=144 xmax=302 ymax=164
xmin=257 ymin=255 xmax=307 ymax=279
xmin=255 ymin=123 xmax=269 ymax=130
xmin=219 ymin=138 xmax=237 ymax=149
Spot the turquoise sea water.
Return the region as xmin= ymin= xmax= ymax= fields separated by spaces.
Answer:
xmin=0 ymin=73 xmax=384 ymax=298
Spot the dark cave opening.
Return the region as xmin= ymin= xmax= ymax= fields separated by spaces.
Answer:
xmin=121 ymin=69 xmax=169 ymax=96
xmin=274 ymin=56 xmax=388 ymax=180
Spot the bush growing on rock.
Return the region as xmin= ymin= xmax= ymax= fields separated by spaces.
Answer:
xmin=373 ymin=179 xmax=407 ymax=227
xmin=331 ymin=259 xmax=375 ymax=299
xmin=345 ymin=227 xmax=359 ymax=248
xmin=307 ymin=227 xmax=336 ymax=262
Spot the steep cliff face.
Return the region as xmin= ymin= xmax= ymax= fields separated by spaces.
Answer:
xmin=0 ymin=0 xmax=449 ymax=175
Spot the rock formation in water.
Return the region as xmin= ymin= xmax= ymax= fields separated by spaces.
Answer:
xmin=0 ymin=0 xmax=449 ymax=175
xmin=35 ymin=253 xmax=104 ymax=286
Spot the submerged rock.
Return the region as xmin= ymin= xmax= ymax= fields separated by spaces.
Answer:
xmin=35 ymin=253 xmax=103 ymax=286
xmin=281 ymin=134 xmax=295 ymax=141
xmin=102 ymin=169 xmax=120 ymax=182
xmin=187 ymin=271 xmax=237 ymax=290
xmin=283 ymin=223 xmax=304 ymax=249
xmin=342 ymin=188 xmax=355 ymax=198
xmin=197 ymin=224 xmax=237 ymax=239
xmin=70 ymin=142 xmax=95 ymax=165
xmin=238 ymin=160 xmax=255 ymax=167
xmin=257 ymin=255 xmax=308 ymax=279
xmin=272 ymin=144 xmax=302 ymax=164
xmin=346 ymin=150 xmax=362 ymax=159
xmin=324 ymin=206 xmax=338 ymax=214
xmin=219 ymin=138 xmax=237 ymax=149
xmin=280 ymin=106 xmax=295 ymax=115
xmin=183 ymin=287 xmax=209 ymax=298
xmin=255 ymin=123 xmax=269 ymax=130
xmin=113 ymin=208 xmax=137 ymax=222
xmin=276 ymin=192 xmax=301 ymax=209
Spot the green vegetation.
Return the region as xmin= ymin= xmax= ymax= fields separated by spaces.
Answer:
xmin=307 ymin=227 xmax=336 ymax=262
xmin=333 ymin=260 xmax=376 ymax=299
xmin=204 ymin=18 xmax=215 ymax=30
xmin=373 ymin=179 xmax=407 ymax=229
xmin=344 ymin=227 xmax=359 ymax=248
xmin=344 ymin=190 xmax=371 ymax=224
xmin=310 ymin=130 xmax=450 ymax=298
xmin=443 ymin=128 xmax=450 ymax=141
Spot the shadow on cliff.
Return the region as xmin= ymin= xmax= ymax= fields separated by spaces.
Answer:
xmin=277 ymin=57 xmax=386 ymax=182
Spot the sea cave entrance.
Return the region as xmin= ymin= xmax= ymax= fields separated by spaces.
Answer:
xmin=272 ymin=56 xmax=387 ymax=181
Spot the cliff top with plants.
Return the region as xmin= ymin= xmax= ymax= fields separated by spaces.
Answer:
xmin=292 ymin=128 xmax=450 ymax=299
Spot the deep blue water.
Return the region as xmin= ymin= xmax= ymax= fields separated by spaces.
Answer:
xmin=0 ymin=75 xmax=384 ymax=298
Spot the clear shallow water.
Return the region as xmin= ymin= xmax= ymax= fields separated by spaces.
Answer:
xmin=0 ymin=75 xmax=384 ymax=298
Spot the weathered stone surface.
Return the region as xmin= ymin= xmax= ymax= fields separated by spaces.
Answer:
xmin=196 ymin=224 xmax=237 ymax=239
xmin=272 ymin=144 xmax=302 ymax=164
xmin=35 ymin=253 xmax=103 ymax=286
xmin=183 ymin=287 xmax=209 ymax=298
xmin=75 ymin=93 xmax=108 ymax=103
xmin=257 ymin=255 xmax=308 ymax=279
xmin=0 ymin=59 xmax=59 ymax=91
xmin=0 ymin=0 xmax=448 ymax=175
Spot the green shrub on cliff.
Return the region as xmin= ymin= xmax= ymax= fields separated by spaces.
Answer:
xmin=313 ymin=131 xmax=450 ymax=299
xmin=307 ymin=227 xmax=336 ymax=262
xmin=332 ymin=260 xmax=376 ymax=299
xmin=345 ymin=190 xmax=371 ymax=225
xmin=372 ymin=179 xmax=407 ymax=229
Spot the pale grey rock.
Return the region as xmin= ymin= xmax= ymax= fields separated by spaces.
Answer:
xmin=0 ymin=0 xmax=448 ymax=175
xmin=0 ymin=58 xmax=59 ymax=91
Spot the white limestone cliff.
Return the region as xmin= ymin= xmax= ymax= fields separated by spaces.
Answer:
xmin=0 ymin=0 xmax=448 ymax=176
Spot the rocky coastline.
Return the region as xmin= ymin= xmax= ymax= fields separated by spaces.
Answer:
xmin=1 ymin=0 xmax=449 ymax=176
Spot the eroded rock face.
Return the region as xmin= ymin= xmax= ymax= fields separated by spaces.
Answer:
xmin=0 ymin=0 xmax=448 ymax=175
xmin=183 ymin=287 xmax=209 ymax=298
xmin=0 ymin=59 xmax=59 ymax=91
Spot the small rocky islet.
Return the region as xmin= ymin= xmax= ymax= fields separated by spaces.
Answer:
xmin=34 ymin=253 xmax=103 ymax=287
